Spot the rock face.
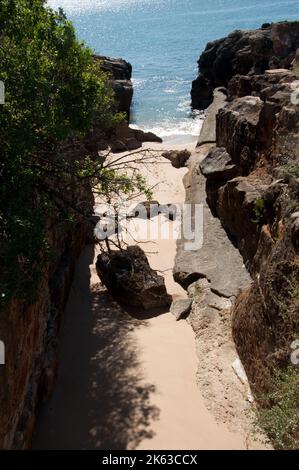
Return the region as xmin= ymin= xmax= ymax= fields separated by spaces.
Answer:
xmin=161 ymin=149 xmax=191 ymax=168
xmin=200 ymin=147 xmax=237 ymax=181
xmin=174 ymin=144 xmax=251 ymax=298
xmin=191 ymin=21 xmax=299 ymax=109
xmin=216 ymin=96 xmax=264 ymax=174
xmin=110 ymin=121 xmax=162 ymax=152
xmin=95 ymin=55 xmax=133 ymax=120
xmin=96 ymin=246 xmax=171 ymax=310
xmin=199 ymin=147 xmax=238 ymax=211
xmin=170 ymin=299 xmax=192 ymax=321
xmin=218 ymin=177 xmax=269 ymax=264
xmin=0 ymin=188 xmax=92 ymax=449
xmin=190 ymin=21 xmax=299 ymax=414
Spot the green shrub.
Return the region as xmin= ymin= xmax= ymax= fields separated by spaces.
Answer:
xmin=0 ymin=1 xmax=122 ymax=309
xmin=280 ymin=163 xmax=299 ymax=183
xmin=253 ymin=197 xmax=265 ymax=225
xmin=257 ymin=367 xmax=299 ymax=449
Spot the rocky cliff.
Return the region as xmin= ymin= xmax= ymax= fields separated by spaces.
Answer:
xmin=95 ymin=56 xmax=133 ymax=120
xmin=190 ymin=21 xmax=299 ymax=447
xmin=0 ymin=160 xmax=94 ymax=449
xmin=0 ymin=54 xmax=134 ymax=449
xmin=191 ymin=21 xmax=299 ymax=109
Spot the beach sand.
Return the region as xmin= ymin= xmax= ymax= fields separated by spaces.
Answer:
xmin=33 ymin=138 xmax=258 ymax=450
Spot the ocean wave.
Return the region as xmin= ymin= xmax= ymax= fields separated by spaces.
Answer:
xmin=177 ymin=98 xmax=191 ymax=112
xmin=131 ymin=114 xmax=204 ymax=139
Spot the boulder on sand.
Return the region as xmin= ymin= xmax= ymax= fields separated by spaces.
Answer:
xmin=162 ymin=149 xmax=191 ymax=168
xmin=129 ymin=201 xmax=160 ymax=219
xmin=129 ymin=201 xmax=177 ymax=221
xmin=110 ymin=122 xmax=162 ymax=152
xmin=96 ymin=246 xmax=172 ymax=310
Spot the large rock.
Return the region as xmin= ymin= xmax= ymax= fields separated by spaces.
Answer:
xmin=232 ymin=228 xmax=299 ymax=398
xmin=200 ymin=147 xmax=237 ymax=181
xmin=216 ymin=96 xmax=264 ymax=174
xmin=161 ymin=149 xmax=191 ymax=168
xmin=111 ymin=80 xmax=133 ymax=119
xmin=0 ymin=187 xmax=91 ymax=449
xmin=110 ymin=121 xmax=162 ymax=152
xmin=191 ymin=21 xmax=299 ymax=110
xmin=218 ymin=176 xmax=270 ymax=267
xmin=174 ymin=144 xmax=251 ymax=298
xmin=200 ymin=147 xmax=238 ymax=211
xmin=196 ymin=87 xmax=227 ymax=146
xmin=95 ymin=55 xmax=133 ymax=119
xmin=130 ymin=201 xmax=160 ymax=219
xmin=190 ymin=22 xmax=299 ymax=433
xmin=96 ymin=246 xmax=171 ymax=310
xmin=170 ymin=299 xmax=192 ymax=321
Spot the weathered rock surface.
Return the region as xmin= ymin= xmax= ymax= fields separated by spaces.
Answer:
xmin=170 ymin=299 xmax=192 ymax=321
xmin=200 ymin=147 xmax=237 ymax=181
xmin=218 ymin=177 xmax=270 ymax=265
xmin=217 ymin=96 xmax=264 ymax=173
xmin=96 ymin=246 xmax=171 ymax=310
xmin=197 ymin=87 xmax=227 ymax=146
xmin=174 ymin=144 xmax=251 ymax=298
xmin=161 ymin=149 xmax=191 ymax=168
xmin=0 ymin=186 xmax=92 ymax=449
xmin=190 ymin=21 xmax=299 ymax=420
xmin=129 ymin=201 xmax=177 ymax=221
xmin=95 ymin=55 xmax=133 ymax=119
xmin=110 ymin=121 xmax=162 ymax=152
xmin=199 ymin=147 xmax=238 ymax=211
xmin=191 ymin=21 xmax=299 ymax=110
xmin=130 ymin=200 xmax=160 ymax=219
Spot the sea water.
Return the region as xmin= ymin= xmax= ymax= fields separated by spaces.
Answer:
xmin=48 ymin=0 xmax=299 ymax=143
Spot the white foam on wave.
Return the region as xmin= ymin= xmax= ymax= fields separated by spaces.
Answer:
xmin=177 ymin=98 xmax=191 ymax=112
xmin=131 ymin=112 xmax=204 ymax=142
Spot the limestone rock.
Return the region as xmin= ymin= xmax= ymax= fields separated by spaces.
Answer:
xmin=129 ymin=202 xmax=177 ymax=221
xmin=191 ymin=21 xmax=299 ymax=110
xmin=110 ymin=122 xmax=162 ymax=153
xmin=162 ymin=149 xmax=191 ymax=168
xmin=218 ymin=176 xmax=269 ymax=264
xmin=216 ymin=96 xmax=263 ymax=173
xmin=96 ymin=246 xmax=171 ymax=310
xmin=130 ymin=201 xmax=160 ymax=219
xmin=170 ymin=299 xmax=192 ymax=321
xmin=110 ymin=80 xmax=133 ymax=119
xmin=199 ymin=147 xmax=238 ymax=211
xmin=196 ymin=87 xmax=227 ymax=146
xmin=133 ymin=129 xmax=163 ymax=144
xmin=200 ymin=147 xmax=237 ymax=181
xmin=94 ymin=55 xmax=133 ymax=119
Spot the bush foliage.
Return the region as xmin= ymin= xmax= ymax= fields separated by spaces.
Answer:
xmin=257 ymin=367 xmax=299 ymax=449
xmin=0 ymin=0 xmax=122 ymax=309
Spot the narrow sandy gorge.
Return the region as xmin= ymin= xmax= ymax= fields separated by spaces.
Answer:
xmin=33 ymin=141 xmax=255 ymax=450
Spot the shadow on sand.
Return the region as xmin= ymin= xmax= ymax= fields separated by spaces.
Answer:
xmin=33 ymin=245 xmax=160 ymax=450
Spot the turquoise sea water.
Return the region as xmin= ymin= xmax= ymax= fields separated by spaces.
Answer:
xmin=48 ymin=0 xmax=299 ymax=141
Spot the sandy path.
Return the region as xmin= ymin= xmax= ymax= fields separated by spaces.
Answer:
xmin=33 ymin=140 xmax=251 ymax=450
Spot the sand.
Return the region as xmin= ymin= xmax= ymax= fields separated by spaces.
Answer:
xmin=33 ymin=138 xmax=254 ymax=450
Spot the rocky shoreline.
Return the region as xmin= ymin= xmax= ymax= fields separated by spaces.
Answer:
xmin=95 ymin=55 xmax=133 ymax=120
xmin=1 ymin=18 xmax=298 ymax=450
xmin=176 ymin=21 xmax=299 ymax=444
